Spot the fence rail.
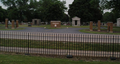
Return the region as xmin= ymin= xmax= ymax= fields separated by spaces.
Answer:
xmin=0 ymin=31 xmax=120 ymax=58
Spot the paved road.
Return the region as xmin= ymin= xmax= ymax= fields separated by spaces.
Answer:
xmin=3 ymin=27 xmax=88 ymax=34
xmin=0 ymin=46 xmax=120 ymax=58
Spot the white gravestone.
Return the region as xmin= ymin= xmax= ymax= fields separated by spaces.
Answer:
xmin=117 ymin=18 xmax=120 ymax=27
xmin=72 ymin=16 xmax=81 ymax=26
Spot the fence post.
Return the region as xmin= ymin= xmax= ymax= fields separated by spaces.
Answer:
xmin=67 ymin=34 xmax=73 ymax=58
xmin=110 ymin=35 xmax=116 ymax=60
xmin=0 ymin=31 xmax=1 ymax=52
xmin=25 ymin=33 xmax=30 ymax=55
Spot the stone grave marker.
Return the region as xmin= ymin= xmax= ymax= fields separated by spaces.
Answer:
xmin=51 ymin=21 xmax=61 ymax=28
xmin=5 ymin=18 xmax=8 ymax=29
xmin=16 ymin=20 xmax=19 ymax=28
xmin=90 ymin=21 xmax=93 ymax=31
xmin=72 ymin=16 xmax=81 ymax=26
xmin=32 ymin=19 xmax=41 ymax=25
xmin=12 ymin=20 xmax=15 ymax=29
xmin=117 ymin=18 xmax=120 ymax=27
xmin=107 ymin=22 xmax=113 ymax=33
xmin=98 ymin=20 xmax=101 ymax=31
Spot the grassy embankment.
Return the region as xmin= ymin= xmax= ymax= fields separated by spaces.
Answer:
xmin=80 ymin=26 xmax=120 ymax=35
xmin=0 ymin=54 xmax=120 ymax=64
xmin=0 ymin=38 xmax=120 ymax=52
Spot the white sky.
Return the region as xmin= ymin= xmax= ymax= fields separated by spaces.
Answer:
xmin=65 ymin=0 xmax=74 ymax=8
xmin=0 ymin=2 xmax=7 ymax=9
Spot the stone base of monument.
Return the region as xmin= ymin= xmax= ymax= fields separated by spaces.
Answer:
xmin=90 ymin=30 xmax=93 ymax=31
xmin=98 ymin=30 xmax=101 ymax=31
xmin=109 ymin=31 xmax=113 ymax=33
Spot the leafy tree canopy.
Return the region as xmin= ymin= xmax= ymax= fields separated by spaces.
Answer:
xmin=1 ymin=0 xmax=67 ymax=22
xmin=101 ymin=0 xmax=120 ymax=21
xmin=103 ymin=12 xmax=115 ymax=23
xmin=68 ymin=0 xmax=102 ymax=23
xmin=0 ymin=6 xmax=7 ymax=22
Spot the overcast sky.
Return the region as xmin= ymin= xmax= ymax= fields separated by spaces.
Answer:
xmin=65 ymin=0 xmax=74 ymax=8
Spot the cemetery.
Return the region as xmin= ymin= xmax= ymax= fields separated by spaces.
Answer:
xmin=0 ymin=17 xmax=120 ymax=34
xmin=1 ymin=13 xmax=119 ymax=34
xmin=1 ymin=0 xmax=120 ymax=63
xmin=1 ymin=19 xmax=120 ymax=63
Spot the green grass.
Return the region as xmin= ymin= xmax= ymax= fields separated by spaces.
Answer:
xmin=0 ymin=54 xmax=120 ymax=64
xmin=0 ymin=24 xmax=25 ymax=30
xmin=0 ymin=38 xmax=120 ymax=52
xmin=80 ymin=27 xmax=120 ymax=35
xmin=0 ymin=28 xmax=25 ymax=30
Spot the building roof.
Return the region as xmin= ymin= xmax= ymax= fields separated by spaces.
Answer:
xmin=72 ymin=16 xmax=80 ymax=20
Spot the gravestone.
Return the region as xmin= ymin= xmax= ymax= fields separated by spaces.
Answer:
xmin=90 ymin=21 xmax=93 ymax=31
xmin=107 ymin=22 xmax=113 ymax=33
xmin=51 ymin=21 xmax=61 ymax=28
xmin=104 ymin=23 xmax=107 ymax=26
xmin=98 ymin=20 xmax=101 ymax=31
xmin=5 ymin=18 xmax=8 ymax=29
xmin=32 ymin=19 xmax=41 ymax=25
xmin=16 ymin=20 xmax=19 ymax=28
xmin=117 ymin=18 xmax=120 ymax=27
xmin=28 ymin=22 xmax=32 ymax=27
xmin=45 ymin=22 xmax=48 ymax=25
xmin=12 ymin=20 xmax=15 ymax=29
xmin=72 ymin=16 xmax=80 ymax=26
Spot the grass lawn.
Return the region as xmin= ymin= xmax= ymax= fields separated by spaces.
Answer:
xmin=0 ymin=38 xmax=120 ymax=52
xmin=80 ymin=26 xmax=120 ymax=35
xmin=0 ymin=24 xmax=25 ymax=30
xmin=0 ymin=54 xmax=120 ymax=64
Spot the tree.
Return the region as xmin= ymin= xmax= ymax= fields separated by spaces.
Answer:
xmin=100 ymin=0 xmax=120 ymax=21
xmin=1 ymin=0 xmax=67 ymax=23
xmin=37 ymin=0 xmax=67 ymax=22
xmin=68 ymin=0 xmax=102 ymax=24
xmin=0 ymin=6 xmax=7 ymax=22
xmin=7 ymin=7 xmax=19 ymax=20
xmin=108 ymin=0 xmax=120 ymax=18
xmin=61 ymin=14 xmax=69 ymax=22
xmin=1 ymin=0 xmax=37 ymax=22
xmin=103 ymin=12 xmax=115 ymax=23
xmin=46 ymin=1 xmax=66 ymax=21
